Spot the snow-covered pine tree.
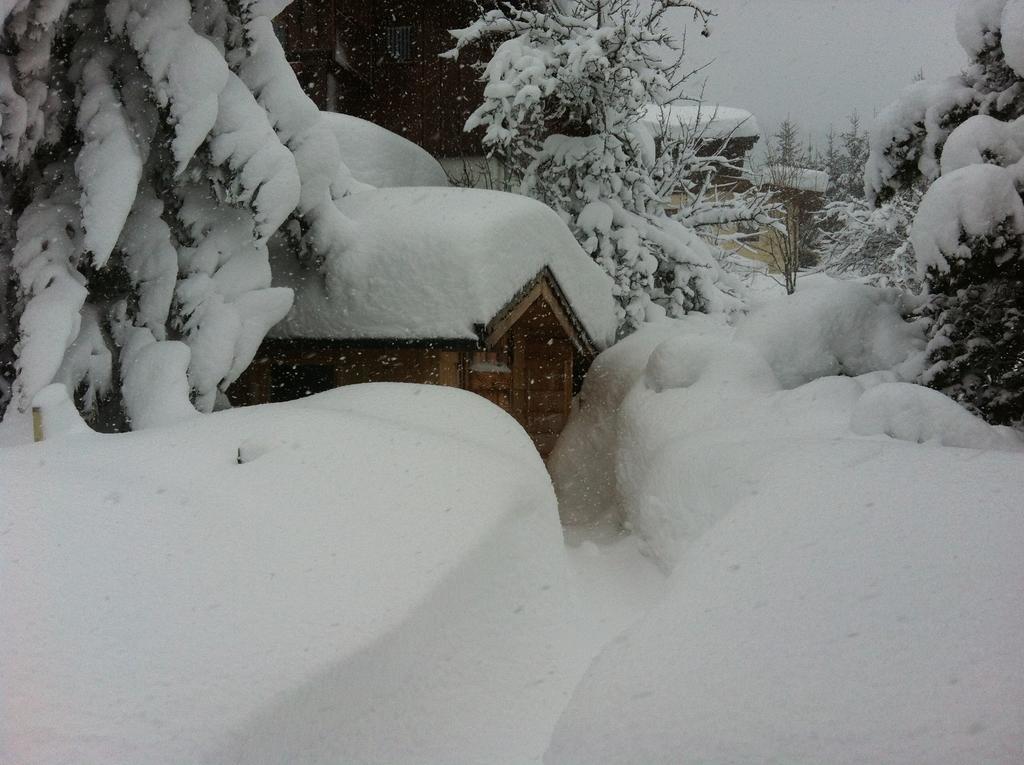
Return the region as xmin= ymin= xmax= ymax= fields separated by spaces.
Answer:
xmin=0 ymin=0 xmax=353 ymax=427
xmin=818 ymin=112 xmax=920 ymax=288
xmin=866 ymin=0 xmax=1024 ymax=428
xmin=446 ymin=0 xmax=745 ymax=332
xmin=831 ymin=112 xmax=869 ymax=202
xmin=771 ymin=117 xmax=805 ymax=167
xmin=817 ymin=189 xmax=921 ymax=289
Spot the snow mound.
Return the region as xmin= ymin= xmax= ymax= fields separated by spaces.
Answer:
xmin=734 ymin=276 xmax=926 ymax=389
xmin=851 ymin=381 xmax=1024 ymax=450
xmin=911 ymin=162 xmax=1024 ymax=275
xmin=545 ymin=278 xmax=1024 ymax=763
xmin=643 ymin=334 xmax=776 ymax=395
xmin=1 ymin=384 xmax=579 ymax=764
xmin=547 ymin=315 xmax=728 ymax=525
xmin=30 ymin=382 xmax=91 ymax=439
xmin=272 ymin=186 xmax=618 ymax=348
xmin=552 ymin=278 xmax=928 ymax=531
xmin=321 ymin=112 xmax=448 ymax=189
xmin=546 ymin=437 xmax=1024 ymax=764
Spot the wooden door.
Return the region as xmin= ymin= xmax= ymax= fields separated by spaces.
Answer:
xmin=522 ymin=338 xmax=573 ymax=456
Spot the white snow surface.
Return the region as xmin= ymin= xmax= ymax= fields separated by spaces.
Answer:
xmin=1001 ymin=0 xmax=1024 ymax=77
xmin=911 ymin=162 xmax=1024 ymax=275
xmin=753 ymin=164 xmax=830 ymax=193
xmin=321 ymin=112 xmax=448 ymax=189
xmin=851 ymin=381 xmax=1024 ymax=450
xmin=955 ymin=0 xmax=1007 ymax=57
xmin=6 ymin=272 xmax=1023 ymax=764
xmin=0 ymin=383 xmax=599 ymax=764
xmin=639 ymin=102 xmax=760 ymax=141
xmin=546 ymin=274 xmax=1024 ymax=763
xmin=272 ymin=186 xmax=619 ymax=348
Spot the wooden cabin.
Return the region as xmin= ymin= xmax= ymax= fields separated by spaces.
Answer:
xmin=233 ymin=269 xmax=593 ymax=456
xmin=231 ymin=186 xmax=618 ymax=457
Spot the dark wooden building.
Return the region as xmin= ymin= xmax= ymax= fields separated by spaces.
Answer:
xmin=233 ymin=269 xmax=595 ymax=456
xmin=274 ymin=1 xmax=759 ymax=167
xmin=274 ymin=0 xmax=548 ymax=159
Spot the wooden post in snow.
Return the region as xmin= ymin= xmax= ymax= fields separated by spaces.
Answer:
xmin=31 ymin=406 xmax=44 ymax=442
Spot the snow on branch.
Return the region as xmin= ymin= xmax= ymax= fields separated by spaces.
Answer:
xmin=447 ymin=0 xmax=743 ymax=330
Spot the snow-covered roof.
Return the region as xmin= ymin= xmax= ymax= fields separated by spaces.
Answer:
xmin=640 ymin=103 xmax=761 ymax=142
xmin=752 ymin=165 xmax=829 ymax=194
xmin=321 ymin=112 xmax=448 ymax=189
xmin=271 ymin=187 xmax=618 ymax=348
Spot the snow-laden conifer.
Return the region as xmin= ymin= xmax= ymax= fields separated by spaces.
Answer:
xmin=867 ymin=0 xmax=1024 ymax=427
xmin=448 ymin=0 xmax=746 ymax=332
xmin=817 ymin=113 xmax=920 ymax=288
xmin=0 ymin=0 xmax=353 ymax=425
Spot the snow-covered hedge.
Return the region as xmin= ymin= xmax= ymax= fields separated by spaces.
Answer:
xmin=550 ymin=276 xmax=1024 ymax=558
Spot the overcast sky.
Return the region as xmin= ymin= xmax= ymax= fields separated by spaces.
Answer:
xmin=673 ymin=0 xmax=965 ymax=151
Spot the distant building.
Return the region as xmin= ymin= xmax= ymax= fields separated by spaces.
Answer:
xmin=274 ymin=2 xmax=758 ymax=187
xmin=639 ymin=103 xmax=761 ymax=178
xmin=273 ymin=1 xmax=546 ymax=184
xmin=638 ymin=102 xmax=762 ymax=214
xmin=730 ymin=165 xmax=829 ymax=272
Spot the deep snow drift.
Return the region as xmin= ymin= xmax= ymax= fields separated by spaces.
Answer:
xmin=1 ymin=384 xmax=606 ymax=765
xmin=547 ymin=275 xmax=1024 ymax=763
xmin=321 ymin=112 xmax=449 ymax=189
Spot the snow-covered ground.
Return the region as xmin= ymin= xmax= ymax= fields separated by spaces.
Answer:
xmin=3 ymin=276 xmax=1022 ymax=764
xmin=1 ymin=384 xmax=660 ymax=764
xmin=548 ymin=274 xmax=1024 ymax=763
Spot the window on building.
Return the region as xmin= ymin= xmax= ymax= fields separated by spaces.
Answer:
xmin=385 ymin=25 xmax=413 ymax=63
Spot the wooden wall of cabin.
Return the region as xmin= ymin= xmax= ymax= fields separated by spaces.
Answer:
xmin=230 ymin=294 xmax=582 ymax=457
xmin=466 ymin=296 xmax=575 ymax=456
xmin=229 ymin=342 xmax=461 ymax=406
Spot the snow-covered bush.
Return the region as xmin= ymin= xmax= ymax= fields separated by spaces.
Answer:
xmin=643 ymin=105 xmax=782 ymax=260
xmin=817 ymin=113 xmax=920 ymax=288
xmin=0 ymin=0 xmax=354 ymax=427
xmin=447 ymin=1 xmax=745 ymax=332
xmin=818 ymin=190 xmax=921 ymax=289
xmin=867 ymin=0 xmax=1024 ymax=428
